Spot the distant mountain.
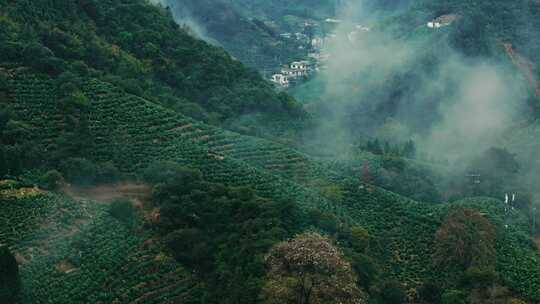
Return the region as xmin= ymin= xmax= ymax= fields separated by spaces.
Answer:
xmin=163 ymin=0 xmax=308 ymax=71
xmin=160 ymin=0 xmax=414 ymax=72
xmin=229 ymin=0 xmax=338 ymax=20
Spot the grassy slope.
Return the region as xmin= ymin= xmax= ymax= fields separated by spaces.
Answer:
xmin=2 ymin=68 xmax=539 ymax=301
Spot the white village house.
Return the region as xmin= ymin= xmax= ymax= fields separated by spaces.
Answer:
xmin=290 ymin=61 xmax=308 ymax=71
xmin=325 ymin=18 xmax=342 ymax=24
xmin=427 ymin=14 xmax=460 ymax=29
xmin=280 ymin=33 xmax=292 ymax=39
xmin=270 ymin=74 xmax=289 ymax=87
xmin=281 ymin=68 xmax=305 ymax=78
xmin=311 ymin=37 xmax=324 ymax=49
xmin=427 ymin=21 xmax=442 ymax=28
xmin=271 ymin=59 xmax=313 ymax=87
xmin=308 ymin=52 xmax=330 ymax=62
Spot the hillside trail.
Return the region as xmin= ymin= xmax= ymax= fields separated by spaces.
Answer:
xmin=62 ymin=181 xmax=152 ymax=208
xmin=58 ymin=182 xmax=154 ymax=228
xmin=503 ymin=43 xmax=540 ymax=99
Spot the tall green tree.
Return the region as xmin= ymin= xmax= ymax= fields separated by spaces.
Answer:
xmin=261 ymin=232 xmax=367 ymax=304
xmin=434 ymin=208 xmax=496 ymax=269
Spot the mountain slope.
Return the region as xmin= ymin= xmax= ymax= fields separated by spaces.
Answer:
xmin=0 ymin=0 xmax=304 ymax=134
xmin=1 ymin=1 xmax=540 ymax=303
xmin=3 ymin=69 xmax=337 ymax=213
xmin=0 ymin=182 xmax=197 ymax=304
xmin=164 ymin=0 xmax=307 ymax=71
xmin=3 ymin=67 xmax=539 ymax=302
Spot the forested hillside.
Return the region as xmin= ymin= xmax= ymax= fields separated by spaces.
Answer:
xmin=163 ymin=0 xmax=308 ymax=71
xmin=395 ymin=0 xmax=540 ymax=59
xmin=383 ymin=0 xmax=540 ymax=115
xmin=0 ymin=0 xmax=304 ymax=135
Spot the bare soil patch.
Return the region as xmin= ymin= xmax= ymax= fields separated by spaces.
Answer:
xmin=14 ymin=252 xmax=29 ymax=264
xmin=62 ymin=182 xmax=152 ymax=204
xmin=56 ymin=260 xmax=78 ymax=274
xmin=503 ymin=43 xmax=540 ymax=99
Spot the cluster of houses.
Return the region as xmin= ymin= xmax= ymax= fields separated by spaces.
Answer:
xmin=427 ymin=14 xmax=460 ymax=29
xmin=280 ymin=32 xmax=310 ymax=46
xmin=348 ymin=24 xmax=371 ymax=43
xmin=269 ymin=19 xmax=343 ymax=88
xmin=270 ymin=60 xmax=312 ymax=88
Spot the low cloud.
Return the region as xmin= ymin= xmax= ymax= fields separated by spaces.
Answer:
xmin=305 ymin=0 xmax=529 ymax=163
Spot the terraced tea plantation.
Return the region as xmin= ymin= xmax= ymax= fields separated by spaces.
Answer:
xmin=0 ymin=181 xmax=197 ymax=303
xmin=7 ymin=72 xmax=344 ymax=215
xmin=337 ymin=180 xmax=540 ymax=301
xmin=3 ymin=70 xmax=540 ymax=302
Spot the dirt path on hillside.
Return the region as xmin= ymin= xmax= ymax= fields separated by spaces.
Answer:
xmin=62 ymin=182 xmax=152 ymax=204
xmin=503 ymin=43 xmax=540 ymax=99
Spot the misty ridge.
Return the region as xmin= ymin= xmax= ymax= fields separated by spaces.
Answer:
xmin=149 ymin=0 xmax=540 ymax=203
xmin=306 ymin=1 xmax=532 ymax=163
xmin=142 ymin=0 xmax=540 ymax=207
xmin=286 ymin=0 xmax=540 ymax=211
xmin=149 ymin=0 xmax=214 ymax=41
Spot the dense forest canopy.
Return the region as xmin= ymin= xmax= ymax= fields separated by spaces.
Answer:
xmin=0 ymin=0 xmax=305 ymax=131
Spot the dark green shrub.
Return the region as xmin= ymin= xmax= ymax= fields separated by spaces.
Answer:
xmin=61 ymin=157 xmax=98 ymax=186
xmin=142 ymin=161 xmax=201 ymax=185
xmin=142 ymin=161 xmax=202 ymax=203
xmin=441 ymin=289 xmax=467 ymax=304
xmin=0 ymin=74 xmax=8 ymax=93
xmin=374 ymin=279 xmax=406 ymax=304
xmin=350 ymin=253 xmax=379 ymax=289
xmin=108 ymin=199 xmax=136 ymax=224
xmin=418 ymin=281 xmax=442 ymax=303
xmin=349 ymin=226 xmax=370 ymax=253
xmin=461 ymin=266 xmax=499 ymax=288
xmin=307 ymin=208 xmax=338 ymax=233
xmin=0 ymin=110 xmax=9 ymax=134
xmin=381 ymin=155 xmax=406 ymax=172
xmin=40 ymin=170 xmax=65 ymax=190
xmin=0 ymin=146 xmax=6 ymax=178
xmin=0 ymin=246 xmax=20 ymax=304
xmin=172 ymin=101 xmax=209 ymax=122
xmin=96 ymin=162 xmax=121 ymax=184
xmin=69 ymin=61 xmax=89 ymax=76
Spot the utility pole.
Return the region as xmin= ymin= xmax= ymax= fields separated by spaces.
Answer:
xmin=466 ymin=173 xmax=481 ymax=196
xmin=532 ymin=206 xmax=536 ymax=236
